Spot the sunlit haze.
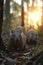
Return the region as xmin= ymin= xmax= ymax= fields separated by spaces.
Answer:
xmin=4 ymin=0 xmax=43 ymax=30
xmin=24 ymin=0 xmax=42 ymax=30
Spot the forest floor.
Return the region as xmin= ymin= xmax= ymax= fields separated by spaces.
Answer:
xmin=0 ymin=48 xmax=43 ymax=65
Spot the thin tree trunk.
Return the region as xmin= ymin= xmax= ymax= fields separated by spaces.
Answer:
xmin=21 ymin=0 xmax=24 ymax=27
xmin=5 ymin=0 xmax=10 ymax=32
xmin=25 ymin=0 xmax=29 ymax=31
xmin=41 ymin=0 xmax=43 ymax=31
xmin=0 ymin=0 xmax=5 ymax=50
xmin=32 ymin=0 xmax=35 ymax=6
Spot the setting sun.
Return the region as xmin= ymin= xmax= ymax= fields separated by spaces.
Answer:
xmin=24 ymin=0 xmax=42 ymax=30
xmin=28 ymin=7 xmax=42 ymax=29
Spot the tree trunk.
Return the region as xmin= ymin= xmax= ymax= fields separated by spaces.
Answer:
xmin=5 ymin=0 xmax=10 ymax=32
xmin=41 ymin=0 xmax=43 ymax=32
xmin=21 ymin=0 xmax=24 ymax=27
xmin=25 ymin=0 xmax=29 ymax=31
xmin=0 ymin=0 xmax=5 ymax=50
xmin=32 ymin=0 xmax=35 ymax=6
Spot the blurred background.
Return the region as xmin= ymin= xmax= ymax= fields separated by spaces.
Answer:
xmin=2 ymin=0 xmax=43 ymax=47
xmin=2 ymin=0 xmax=43 ymax=34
